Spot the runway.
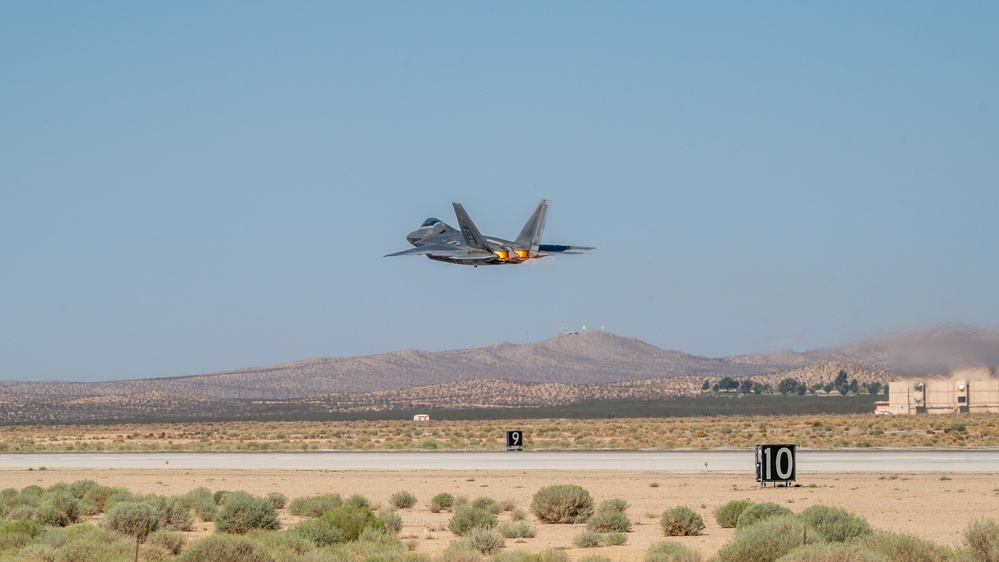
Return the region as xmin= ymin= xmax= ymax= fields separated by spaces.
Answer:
xmin=1 ymin=449 xmax=996 ymax=472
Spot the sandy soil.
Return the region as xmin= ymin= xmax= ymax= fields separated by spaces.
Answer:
xmin=2 ymin=468 xmax=996 ymax=560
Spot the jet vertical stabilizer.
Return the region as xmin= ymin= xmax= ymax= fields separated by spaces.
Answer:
xmin=451 ymin=203 xmax=492 ymax=251
xmin=514 ymin=199 xmax=550 ymax=253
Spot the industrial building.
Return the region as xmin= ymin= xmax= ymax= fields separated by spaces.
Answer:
xmin=888 ymin=369 xmax=999 ymax=414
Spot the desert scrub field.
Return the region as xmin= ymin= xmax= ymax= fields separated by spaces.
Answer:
xmin=0 ymin=478 xmax=996 ymax=562
xmin=1 ymin=414 xmax=998 ymax=453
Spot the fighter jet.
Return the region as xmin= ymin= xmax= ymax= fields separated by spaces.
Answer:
xmin=385 ymin=199 xmax=593 ymax=266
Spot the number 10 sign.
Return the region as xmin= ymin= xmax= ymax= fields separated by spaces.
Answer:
xmin=755 ymin=444 xmax=795 ymax=485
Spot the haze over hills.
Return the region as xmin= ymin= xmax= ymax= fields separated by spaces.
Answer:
xmin=3 ymin=330 xmax=870 ymax=400
xmin=0 ymin=326 xmax=995 ymax=424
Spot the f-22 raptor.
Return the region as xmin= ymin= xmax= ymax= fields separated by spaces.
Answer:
xmin=386 ymin=199 xmax=593 ymax=266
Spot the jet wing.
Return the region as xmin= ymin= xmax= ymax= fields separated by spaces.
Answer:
xmin=385 ymin=244 xmax=496 ymax=260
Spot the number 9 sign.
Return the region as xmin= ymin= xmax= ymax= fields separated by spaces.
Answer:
xmin=506 ymin=430 xmax=523 ymax=451
xmin=755 ymin=444 xmax=795 ymax=484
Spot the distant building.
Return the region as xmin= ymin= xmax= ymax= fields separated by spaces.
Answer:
xmin=874 ymin=401 xmax=891 ymax=415
xmin=888 ymin=372 xmax=999 ymax=414
xmin=413 ymin=414 xmax=430 ymax=421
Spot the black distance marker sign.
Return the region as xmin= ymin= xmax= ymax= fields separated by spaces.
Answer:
xmin=506 ymin=430 xmax=524 ymax=450
xmin=756 ymin=444 xmax=796 ymax=483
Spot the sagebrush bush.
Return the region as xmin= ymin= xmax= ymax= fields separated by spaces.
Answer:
xmin=775 ymin=543 xmax=890 ymax=562
xmin=390 ymin=491 xmax=418 ymax=509
xmin=319 ymin=504 xmax=386 ymax=542
xmin=644 ymin=540 xmax=703 ymax=562
xmin=68 ymin=480 xmax=97 ymax=499
xmin=214 ymin=494 xmax=280 ymax=534
xmin=857 ymin=531 xmax=962 ymax=562
xmin=715 ymin=500 xmax=753 ymax=528
xmin=255 ymin=530 xmax=312 ymax=557
xmin=604 ymin=532 xmax=628 ymax=546
xmin=448 ymin=506 xmax=498 ymax=536
xmin=266 ymin=492 xmax=288 ymax=510
xmin=431 ymin=493 xmax=455 ymax=513
xmin=380 ymin=510 xmax=403 ymax=534
xmin=346 ymin=494 xmax=370 ymax=508
xmin=660 ymin=506 xmax=705 ymax=537
xmin=288 ymin=494 xmax=343 ymax=518
xmin=531 ymin=484 xmax=593 ymax=524
xmin=147 ymin=529 xmax=185 ymax=555
xmin=146 ymin=496 xmax=194 ymax=532
xmin=579 ymin=556 xmax=612 ymax=562
xmin=573 ymin=530 xmax=603 ymax=548
xmin=716 ymin=515 xmax=810 ymax=562
xmin=0 ymin=518 xmax=44 ymax=552
xmin=102 ymin=502 xmax=160 ymax=541
xmin=498 ymin=521 xmax=537 ymax=539
xmin=597 ymin=498 xmax=630 ymax=513
xmin=467 ymin=527 xmax=505 ymax=555
xmin=293 ymin=518 xmax=345 ymax=547
xmin=736 ymin=502 xmax=794 ymax=529
xmin=37 ymin=491 xmax=81 ymax=527
xmin=472 ymin=496 xmax=502 ymax=515
xmin=799 ymin=505 xmax=873 ymax=543
xmin=179 ymin=487 xmax=216 ymax=522
xmin=964 ymin=518 xmax=999 ymax=562
xmin=178 ymin=534 xmax=273 ymax=562
xmin=587 ymin=509 xmax=632 ymax=533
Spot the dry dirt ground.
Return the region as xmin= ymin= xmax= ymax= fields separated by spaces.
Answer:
xmin=3 ymin=468 xmax=997 ymax=560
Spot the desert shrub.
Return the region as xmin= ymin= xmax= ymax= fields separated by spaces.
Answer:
xmin=380 ymin=509 xmax=403 ymax=534
xmin=448 ymin=506 xmax=498 ymax=536
xmin=775 ymin=543 xmax=890 ymax=562
xmin=660 ymin=506 xmax=705 ymax=537
xmin=16 ymin=544 xmax=58 ymax=561
xmin=49 ymin=532 xmax=133 ymax=562
xmin=35 ymin=503 xmax=70 ymax=527
xmin=472 ymin=496 xmax=502 ymax=515
xmin=431 ymin=493 xmax=455 ymax=513
xmin=510 ymin=508 xmax=527 ymax=521
xmin=293 ymin=518 xmax=345 ymax=547
xmin=440 ymin=540 xmax=486 ymax=562
xmin=530 ymin=484 xmax=593 ymax=524
xmin=319 ymin=504 xmax=386 ymax=542
xmin=102 ymin=502 xmax=160 ymax=540
xmin=466 ymin=527 xmax=505 ymax=555
xmin=18 ymin=486 xmax=44 ymax=507
xmin=587 ymin=509 xmax=632 ymax=533
xmin=37 ymin=491 xmax=81 ymax=527
xmin=0 ymin=518 xmax=44 ymax=551
xmin=180 ymin=487 xmax=217 ymax=521
xmin=604 ymin=532 xmax=628 ymax=546
xmin=390 ymin=490 xmax=418 ymax=509
xmin=146 ymin=496 xmax=194 ymax=532
xmin=103 ymin=488 xmax=136 ymax=512
xmin=265 ymin=492 xmax=288 ymax=510
xmin=964 ymin=518 xmax=999 ymax=562
xmin=147 ymin=529 xmax=185 ymax=555
xmin=597 ymin=498 xmax=630 ymax=513
xmin=255 ymin=530 xmax=313 ymax=557
xmin=573 ymin=530 xmax=603 ymax=548
xmin=79 ymin=485 xmax=115 ymax=516
xmin=737 ymin=502 xmax=795 ymax=529
xmin=716 ymin=515 xmax=810 ymax=562
xmin=645 ymin=540 xmax=703 ymax=562
xmin=140 ymin=543 xmax=173 ymax=562
xmin=715 ymin=500 xmax=754 ymax=528
xmin=67 ymin=480 xmax=97 ymax=499
xmin=177 ymin=534 xmax=273 ymax=562
xmin=288 ymin=493 xmax=343 ymax=517
xmin=500 ymin=498 xmax=517 ymax=512
xmin=498 ymin=521 xmax=537 ymax=539
xmin=531 ymin=549 xmax=571 ymax=562
xmin=214 ymin=494 xmax=280 ymax=534
xmin=346 ymin=494 xmax=370 ymax=508
xmin=858 ymin=531 xmax=963 ymax=562
xmin=799 ymin=505 xmax=873 ymax=543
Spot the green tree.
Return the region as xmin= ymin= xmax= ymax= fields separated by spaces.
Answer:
xmin=777 ymin=378 xmax=800 ymax=396
xmin=739 ymin=379 xmax=754 ymax=394
xmin=751 ymin=381 xmax=764 ymax=395
xmin=718 ymin=377 xmax=739 ymax=392
xmin=868 ymin=381 xmax=883 ymax=395
xmin=701 ymin=380 xmax=710 ymax=391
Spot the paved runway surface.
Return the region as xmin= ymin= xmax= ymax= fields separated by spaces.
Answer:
xmin=1 ymin=450 xmax=996 ymax=472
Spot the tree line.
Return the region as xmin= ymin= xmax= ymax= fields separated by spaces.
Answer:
xmin=702 ymin=370 xmax=884 ymax=397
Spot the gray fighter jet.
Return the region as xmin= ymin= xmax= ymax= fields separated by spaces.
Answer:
xmin=386 ymin=199 xmax=593 ymax=266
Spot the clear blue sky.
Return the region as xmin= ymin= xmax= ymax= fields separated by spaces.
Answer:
xmin=2 ymin=2 xmax=997 ymax=382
